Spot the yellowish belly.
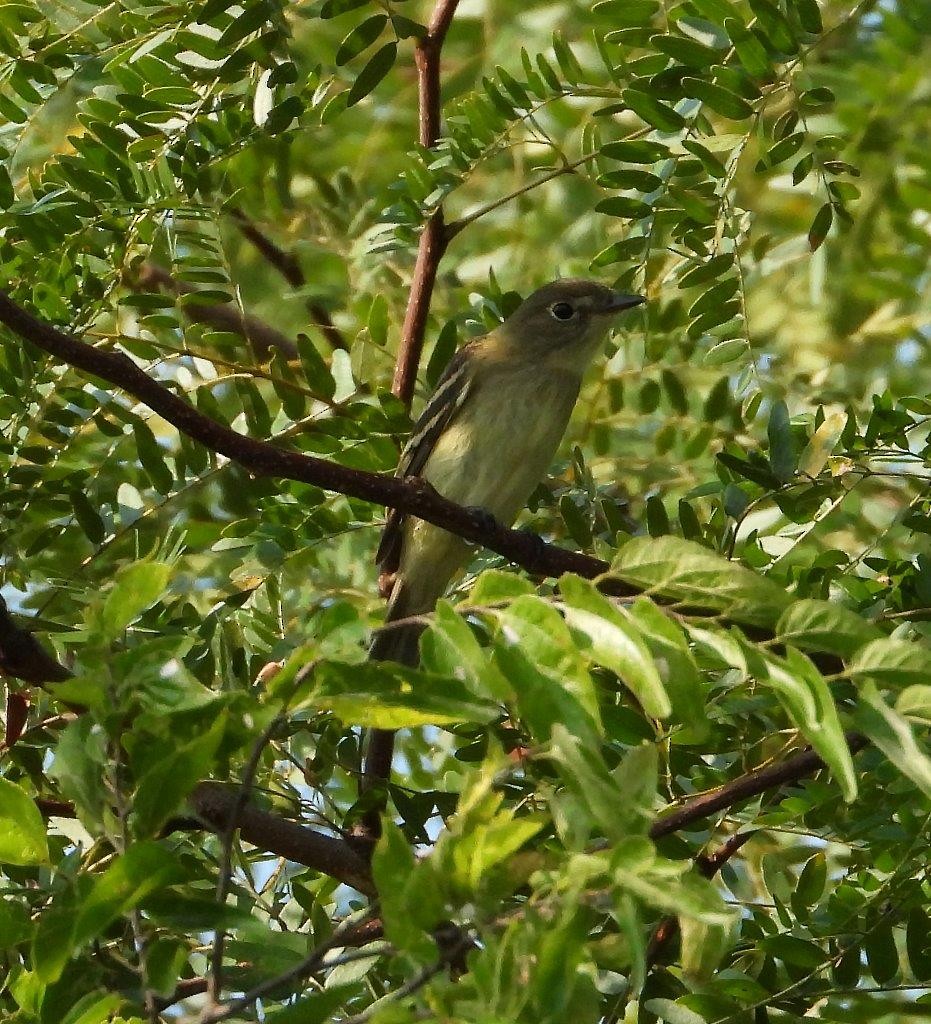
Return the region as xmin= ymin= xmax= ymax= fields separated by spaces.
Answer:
xmin=397 ymin=367 xmax=580 ymax=612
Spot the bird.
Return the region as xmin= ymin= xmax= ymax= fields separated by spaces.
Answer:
xmin=362 ymin=279 xmax=645 ymax=794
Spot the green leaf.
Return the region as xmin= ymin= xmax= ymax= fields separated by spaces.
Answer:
xmin=798 ymin=410 xmax=847 ymax=476
xmin=896 ymin=685 xmax=931 ymax=724
xmin=651 ymin=33 xmax=722 ymax=66
xmin=372 ymin=820 xmax=441 ymax=956
xmin=611 ymin=838 xmax=733 ymax=925
xmin=265 ymin=987 xmax=360 ymax=1024
xmin=595 ymin=196 xmax=652 ymax=219
xmin=496 ymin=595 xmax=602 ymax=740
xmin=847 ymin=638 xmax=931 ymax=688
xmin=218 ymin=0 xmax=272 ymax=45
xmin=775 ymin=599 xmax=882 ymax=658
xmin=61 ymin=992 xmax=124 ymax=1024
xmin=758 ymin=647 xmax=857 ymax=801
xmin=767 ymin=399 xmax=796 ymax=482
xmin=854 ymin=681 xmax=931 ymax=798
xmin=628 ymin=598 xmax=709 ymax=742
xmin=790 ymin=0 xmax=823 ymax=33
xmin=335 ymin=14 xmax=387 ymax=65
xmin=296 ymin=333 xmax=336 ymax=400
xmin=468 ymin=568 xmax=536 ymax=603
xmin=808 ymin=202 xmax=833 ymax=251
xmin=622 ymin=89 xmax=687 ymax=131
xmin=609 ymin=536 xmax=792 ymax=628
xmin=0 ymin=777 xmax=49 ymax=866
xmin=747 ymin=0 xmax=798 ymax=53
xmin=600 ymin=140 xmax=670 ymax=163
xmin=560 ymin=575 xmax=671 ymax=718
xmin=320 ymin=0 xmax=368 ymax=17
xmin=907 ymin=909 xmax=931 ymax=980
xmin=549 ymin=727 xmax=655 ymax=841
xmin=644 ymin=998 xmax=708 ymax=1024
xmin=346 ymin=42 xmax=396 ymax=107
xmin=77 ymin=844 xmax=185 ymax=945
xmin=36 ymin=844 xmax=184 ymax=983
xmin=724 ymin=18 xmax=771 ymax=77
xmin=306 ymin=659 xmax=499 ymax=728
xmin=865 ymin=922 xmax=899 ymax=984
xmin=682 ymin=77 xmax=753 ymax=118
xmin=795 ymin=851 xmax=826 ymax=907
xmin=132 ymin=714 xmax=227 ymax=835
xmin=99 ymin=560 xmax=173 ymax=640
xmin=703 ymin=338 xmax=746 ymax=366
xmin=133 ymin=420 xmax=173 ymax=493
xmin=760 ymin=933 xmax=827 ymax=968
xmin=146 ymin=936 xmax=189 ymax=997
xmin=420 ymin=600 xmax=511 ymax=701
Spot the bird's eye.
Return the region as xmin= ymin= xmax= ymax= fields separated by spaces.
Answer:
xmin=550 ymin=302 xmax=575 ymax=321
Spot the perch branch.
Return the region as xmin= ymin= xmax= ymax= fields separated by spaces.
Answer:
xmin=0 ymin=288 xmax=613 ymax=595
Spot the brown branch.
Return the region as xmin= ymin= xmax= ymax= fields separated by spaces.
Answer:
xmin=154 ymin=918 xmax=386 ymax=1012
xmin=646 ymin=830 xmax=756 ymax=966
xmin=199 ymin=909 xmax=380 ymax=1024
xmin=0 ymin=287 xmax=611 ymax=597
xmin=228 ymin=208 xmax=350 ymax=353
xmin=36 ymin=797 xmax=77 ymax=818
xmin=392 ymin=0 xmax=460 ymax=407
xmin=190 ymin=782 xmax=374 ymax=895
xmin=135 ymin=263 xmax=298 ymax=360
xmin=649 ymin=731 xmax=869 ymax=839
xmin=0 ymin=595 xmax=70 ymax=686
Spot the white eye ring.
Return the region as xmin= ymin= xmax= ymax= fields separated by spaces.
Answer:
xmin=550 ymin=302 xmax=576 ymax=321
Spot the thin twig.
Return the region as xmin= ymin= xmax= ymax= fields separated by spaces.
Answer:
xmin=199 ymin=908 xmax=379 ymax=1024
xmin=229 ymin=208 xmax=350 ymax=353
xmin=208 ymin=714 xmax=284 ymax=1004
xmin=392 ymin=0 xmax=461 ymax=407
xmin=443 ymin=152 xmax=597 ymax=242
xmin=339 ymin=931 xmax=473 ymax=1024
xmin=135 ymin=263 xmax=298 ymax=359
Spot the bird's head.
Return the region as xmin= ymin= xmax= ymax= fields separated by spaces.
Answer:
xmin=500 ymin=279 xmax=645 ymax=365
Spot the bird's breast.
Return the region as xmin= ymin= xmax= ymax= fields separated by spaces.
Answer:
xmin=422 ymin=365 xmax=580 ymax=523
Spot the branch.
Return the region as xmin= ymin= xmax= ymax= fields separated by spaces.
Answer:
xmin=209 ymin=716 xmax=284 ymax=1002
xmin=392 ymin=0 xmax=460 ymax=406
xmin=189 ymin=782 xmax=374 ymax=895
xmin=0 ymin=595 xmax=70 ymax=685
xmin=649 ymin=731 xmax=869 ymax=839
xmin=135 ymin=263 xmax=298 ymax=360
xmin=228 ymin=208 xmax=350 ymax=353
xmin=0 ymin=288 xmax=610 ymax=592
xmin=444 ymin=153 xmax=597 ymax=242
xmin=646 ymin=830 xmax=756 ymax=966
xmin=199 ymin=908 xmax=380 ymax=1024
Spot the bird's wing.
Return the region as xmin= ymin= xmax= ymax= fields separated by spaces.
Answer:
xmin=376 ymin=345 xmax=475 ymax=574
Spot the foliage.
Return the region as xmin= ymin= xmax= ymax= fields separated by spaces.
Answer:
xmin=1 ymin=0 xmax=931 ymax=1021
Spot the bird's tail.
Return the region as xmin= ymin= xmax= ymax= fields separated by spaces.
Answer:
xmin=367 ymin=574 xmax=424 ymax=667
xmin=360 ymin=575 xmax=429 ymax=800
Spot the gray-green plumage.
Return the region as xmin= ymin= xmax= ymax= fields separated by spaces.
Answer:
xmin=363 ymin=279 xmax=644 ymax=789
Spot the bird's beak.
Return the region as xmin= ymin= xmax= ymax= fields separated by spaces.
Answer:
xmin=603 ymin=292 xmax=646 ymax=314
